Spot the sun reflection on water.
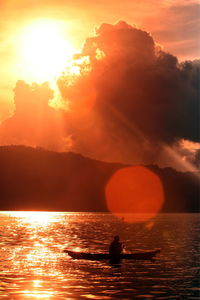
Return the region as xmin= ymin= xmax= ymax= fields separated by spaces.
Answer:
xmin=23 ymin=280 xmax=55 ymax=299
xmin=22 ymin=290 xmax=54 ymax=299
xmin=33 ymin=280 xmax=42 ymax=288
xmin=6 ymin=211 xmax=60 ymax=227
xmin=0 ymin=212 xmax=198 ymax=299
xmin=0 ymin=211 xmax=65 ymax=299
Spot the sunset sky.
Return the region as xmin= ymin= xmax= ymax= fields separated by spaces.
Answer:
xmin=0 ymin=0 xmax=199 ymax=171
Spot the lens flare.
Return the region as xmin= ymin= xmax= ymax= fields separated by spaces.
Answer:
xmin=105 ymin=166 xmax=164 ymax=223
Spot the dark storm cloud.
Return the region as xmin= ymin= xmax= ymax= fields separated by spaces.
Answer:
xmin=58 ymin=21 xmax=199 ymax=165
xmin=0 ymin=20 xmax=199 ymax=169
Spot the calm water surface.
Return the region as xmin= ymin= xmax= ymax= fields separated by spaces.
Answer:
xmin=0 ymin=212 xmax=199 ymax=299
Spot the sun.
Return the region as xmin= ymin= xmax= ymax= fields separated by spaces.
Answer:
xmin=19 ymin=19 xmax=76 ymax=83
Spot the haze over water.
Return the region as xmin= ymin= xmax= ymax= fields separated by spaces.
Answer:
xmin=0 ymin=212 xmax=199 ymax=299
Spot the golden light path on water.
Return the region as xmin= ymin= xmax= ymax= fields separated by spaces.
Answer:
xmin=0 ymin=212 xmax=199 ymax=299
xmin=9 ymin=211 xmax=59 ymax=226
xmin=4 ymin=211 xmax=65 ymax=299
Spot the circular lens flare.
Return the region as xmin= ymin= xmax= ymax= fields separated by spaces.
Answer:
xmin=105 ymin=166 xmax=164 ymax=223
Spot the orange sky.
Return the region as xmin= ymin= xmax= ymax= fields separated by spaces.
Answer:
xmin=0 ymin=0 xmax=199 ymax=171
xmin=0 ymin=0 xmax=199 ymax=113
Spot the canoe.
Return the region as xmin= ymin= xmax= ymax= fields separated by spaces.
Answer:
xmin=64 ymin=249 xmax=160 ymax=260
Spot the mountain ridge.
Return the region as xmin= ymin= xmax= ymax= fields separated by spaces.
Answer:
xmin=0 ymin=145 xmax=199 ymax=212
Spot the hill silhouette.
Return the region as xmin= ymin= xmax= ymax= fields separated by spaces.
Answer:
xmin=0 ymin=145 xmax=199 ymax=212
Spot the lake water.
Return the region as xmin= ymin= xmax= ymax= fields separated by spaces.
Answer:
xmin=0 ymin=212 xmax=199 ymax=299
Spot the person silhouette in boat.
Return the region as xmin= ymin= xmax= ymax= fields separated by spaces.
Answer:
xmin=109 ymin=235 xmax=124 ymax=262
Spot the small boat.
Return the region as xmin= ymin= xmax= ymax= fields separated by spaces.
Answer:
xmin=64 ymin=249 xmax=160 ymax=261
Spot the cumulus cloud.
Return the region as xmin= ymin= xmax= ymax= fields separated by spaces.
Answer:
xmin=0 ymin=80 xmax=68 ymax=151
xmin=176 ymin=139 xmax=200 ymax=168
xmin=0 ymin=21 xmax=199 ymax=170
xmin=58 ymin=21 xmax=199 ymax=168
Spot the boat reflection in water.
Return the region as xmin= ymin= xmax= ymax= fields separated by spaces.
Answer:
xmin=0 ymin=211 xmax=199 ymax=299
